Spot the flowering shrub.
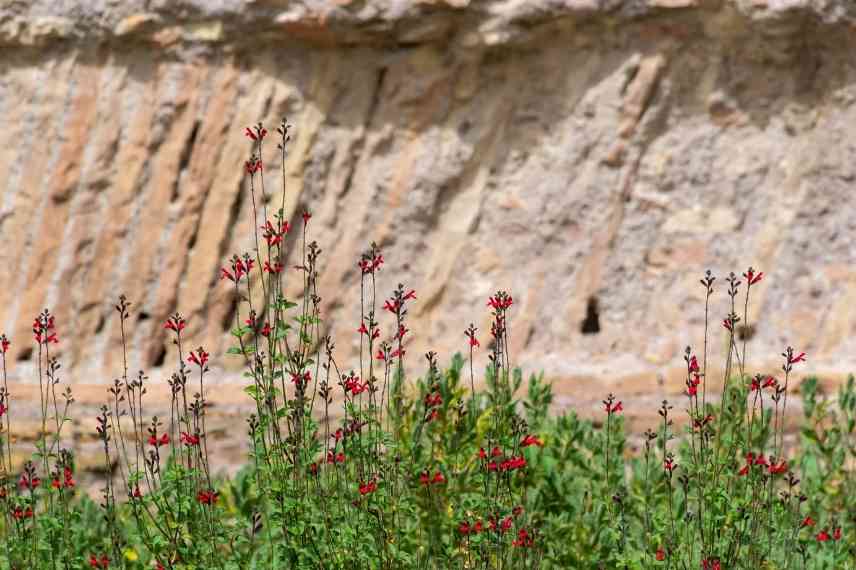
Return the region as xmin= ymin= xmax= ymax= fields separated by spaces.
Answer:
xmin=0 ymin=122 xmax=853 ymax=569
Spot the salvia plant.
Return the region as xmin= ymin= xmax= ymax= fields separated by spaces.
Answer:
xmin=0 ymin=122 xmax=853 ymax=569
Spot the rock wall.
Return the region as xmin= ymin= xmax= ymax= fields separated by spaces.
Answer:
xmin=2 ymin=0 xmax=856 ymax=418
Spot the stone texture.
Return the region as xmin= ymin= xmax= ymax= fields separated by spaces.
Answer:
xmin=1 ymin=0 xmax=856 ymax=435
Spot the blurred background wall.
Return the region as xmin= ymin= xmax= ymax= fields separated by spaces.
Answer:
xmin=2 ymin=0 xmax=856 ymax=427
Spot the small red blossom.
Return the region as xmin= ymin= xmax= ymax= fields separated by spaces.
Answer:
xmin=18 ymin=473 xmax=40 ymax=490
xmin=383 ymin=299 xmax=400 ymax=314
xmin=89 ymin=554 xmax=110 ymax=569
xmin=801 ymin=516 xmax=815 ymax=528
xmin=302 ymin=211 xmax=311 ymax=224
xmin=663 ymin=457 xmax=677 ymax=472
xmin=833 ymin=527 xmax=842 ymax=540
xmin=512 ymin=528 xmax=534 ymax=548
xmin=326 ymin=451 xmax=346 ymax=465
xmin=187 ymin=348 xmax=209 ymax=368
xmin=521 ymin=434 xmax=544 ymax=448
xmin=723 ymin=318 xmax=733 ymax=332
xmin=358 ymin=479 xmax=377 ymax=496
xmin=263 ymin=261 xmax=284 ymax=274
xmin=132 ymin=486 xmax=143 ymax=499
xmin=500 ymin=516 xmax=513 ymax=533
xmin=458 ymin=521 xmax=471 ymax=536
xmin=500 ymin=456 xmax=526 ymax=471
xmin=432 ymin=471 xmax=445 ymax=485
xmin=816 ymin=529 xmax=830 ymax=542
xmin=702 ymin=560 xmax=721 ymax=570
xmin=0 ymin=403 xmax=6 ymax=418
xmin=768 ymin=460 xmax=788 ymax=475
xmin=164 ymin=315 xmax=186 ymax=334
xmin=426 ymin=408 xmax=439 ymax=422
xmin=656 ymin=547 xmax=665 ymax=561
xmin=148 ymin=433 xmax=169 ymax=448
xmin=425 ymin=392 xmax=442 ymax=407
xmin=180 ymin=432 xmax=200 ymax=446
xmin=478 ymin=448 xmax=487 ymax=460
xmin=260 ymin=322 xmax=272 ymax=337
xmin=12 ymin=506 xmax=33 ymax=520
xmin=744 ymin=268 xmax=764 ymax=286
xmin=604 ymin=400 xmax=623 ymax=414
xmin=291 ymin=370 xmax=311 ymax=388
xmin=375 ymin=348 xmax=387 ymax=361
xmin=487 ymin=294 xmax=513 ymax=310
xmin=1 ymin=335 xmax=9 ymax=353
xmin=32 ymin=314 xmax=59 ymax=345
xmin=688 ymin=355 xmax=699 ymax=373
xmin=197 ymin=489 xmax=219 ymax=505
xmin=789 ymin=352 xmax=807 ymax=365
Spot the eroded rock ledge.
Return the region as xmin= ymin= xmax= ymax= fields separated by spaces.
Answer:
xmin=2 ymin=1 xmax=856 ymax=50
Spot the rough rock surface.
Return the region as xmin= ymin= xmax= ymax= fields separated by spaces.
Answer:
xmin=2 ymin=0 xmax=856 ymax=434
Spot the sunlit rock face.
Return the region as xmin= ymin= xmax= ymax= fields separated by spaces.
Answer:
xmin=1 ymin=0 xmax=855 ymax=420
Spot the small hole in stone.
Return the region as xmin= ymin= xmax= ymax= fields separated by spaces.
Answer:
xmin=151 ymin=344 xmax=167 ymax=368
xmin=737 ymin=324 xmax=756 ymax=341
xmin=17 ymin=347 xmax=33 ymax=362
xmin=580 ymin=296 xmax=600 ymax=335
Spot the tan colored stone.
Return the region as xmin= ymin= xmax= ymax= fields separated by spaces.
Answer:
xmin=114 ymin=13 xmax=161 ymax=37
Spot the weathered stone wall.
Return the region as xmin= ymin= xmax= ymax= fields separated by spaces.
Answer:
xmin=1 ymin=1 xmax=856 ymax=421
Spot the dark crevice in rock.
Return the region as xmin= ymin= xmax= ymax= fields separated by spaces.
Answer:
xmin=581 ymin=296 xmax=600 ymax=335
xmin=171 ymin=119 xmax=200 ymax=202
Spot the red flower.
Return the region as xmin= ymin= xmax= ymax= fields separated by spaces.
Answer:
xmin=180 ymin=432 xmax=200 ymax=446
xmin=473 ymin=520 xmax=483 ymax=533
xmin=789 ymin=352 xmax=807 ymax=365
xmin=244 ymin=158 xmax=262 ymax=174
xmin=187 ymin=348 xmax=209 ymax=367
xmin=604 ymin=400 xmax=623 ymax=414
xmin=132 ymin=486 xmax=143 ymax=498
xmin=419 ymin=471 xmax=431 ymax=486
xmin=291 ymin=371 xmax=311 ymax=388
xmin=403 ymin=289 xmax=417 ymax=301
xmin=512 ymin=528 xmax=534 ymax=548
xmin=395 ymin=324 xmax=409 ymax=340
xmin=816 ymin=529 xmax=830 ymax=542
xmin=18 ymin=473 xmax=40 ymax=490
xmin=12 ymin=506 xmax=33 ymax=520
xmin=426 ymin=409 xmax=439 ymax=422
xmin=325 ymin=451 xmax=345 ymax=465
xmin=302 ymin=211 xmax=311 ymax=224
xmin=358 ymin=253 xmax=384 ymax=274
xmin=263 ymin=261 xmax=284 ymax=274
xmin=478 ymin=448 xmax=487 ymax=460
xmin=801 ymin=516 xmax=815 ymax=528
xmin=723 ymin=318 xmax=733 ymax=332
xmin=458 ymin=521 xmax=471 ymax=535
xmin=744 ymin=268 xmax=764 ymax=286
xmin=500 ymin=516 xmax=513 ymax=533
xmin=656 ymin=547 xmax=665 ymax=561
xmin=245 ymin=125 xmax=267 ymax=141
xmin=425 ymin=392 xmax=442 ymax=407
xmin=763 ymin=376 xmax=777 ymax=389
xmin=89 ymin=554 xmax=110 ymax=568
xmin=663 ymin=458 xmax=677 ymax=472
xmin=432 ymin=471 xmax=445 ymax=485
xmin=0 ymin=403 xmax=6 ymax=418
xmin=487 ymin=461 xmax=498 ymax=472
xmin=148 ymin=433 xmax=169 ymax=448
xmin=164 ymin=315 xmax=186 ymax=333
xmin=197 ymin=489 xmax=219 ymax=505
xmin=491 ymin=446 xmax=503 ymax=458
xmin=358 ymin=479 xmax=377 ymax=496
xmin=768 ymin=460 xmax=787 ymax=475
xmin=1 ymin=335 xmax=9 ymax=353
xmin=375 ymin=348 xmax=387 ymax=361
xmin=521 ymin=434 xmax=544 ymax=448
xmin=701 ymin=560 xmax=721 ymax=570
xmin=383 ymin=299 xmax=400 ymax=314
xmin=487 ymin=294 xmax=513 ymax=310
xmin=500 ymin=456 xmax=526 ymax=471
xmin=260 ymin=322 xmax=272 ymax=337
xmin=833 ymin=527 xmax=842 ymax=540
xmin=688 ymin=355 xmax=699 ymax=373
xmin=32 ymin=314 xmax=59 ymax=345
xmin=244 ymin=127 xmax=257 ymax=141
